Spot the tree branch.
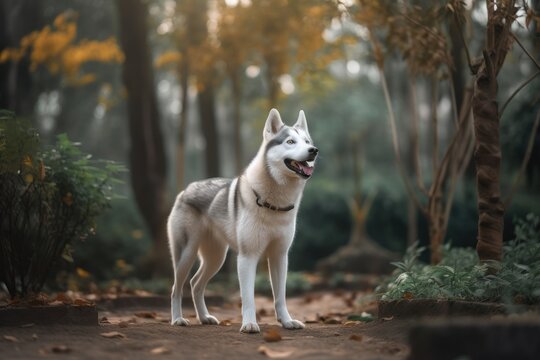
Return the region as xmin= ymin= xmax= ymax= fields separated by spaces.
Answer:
xmin=511 ymin=33 xmax=540 ymax=70
xmin=379 ymin=65 xmax=427 ymax=215
xmin=408 ymin=75 xmax=428 ymax=195
xmin=500 ymin=70 xmax=540 ymax=117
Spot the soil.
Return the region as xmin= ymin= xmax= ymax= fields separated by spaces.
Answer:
xmin=0 ymin=291 xmax=412 ymax=359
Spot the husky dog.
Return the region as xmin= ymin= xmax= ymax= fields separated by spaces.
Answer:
xmin=167 ymin=108 xmax=318 ymax=333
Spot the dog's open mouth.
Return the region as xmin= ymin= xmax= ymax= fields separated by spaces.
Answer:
xmin=284 ymin=159 xmax=314 ymax=178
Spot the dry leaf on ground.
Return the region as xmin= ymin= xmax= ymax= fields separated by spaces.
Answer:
xmin=219 ymin=319 xmax=232 ymax=326
xmin=100 ymin=331 xmax=126 ymax=339
xmin=150 ymin=346 xmax=171 ymax=355
xmin=135 ymin=311 xmax=157 ymax=319
xmin=349 ymin=334 xmax=363 ymax=342
xmin=263 ymin=328 xmax=282 ymax=342
xmin=3 ymin=335 xmax=19 ymax=342
xmin=51 ymin=345 xmax=72 ymax=353
xmin=323 ymin=318 xmax=341 ymax=324
xmin=73 ymin=298 xmax=93 ymax=306
xmin=258 ymin=345 xmax=293 ymax=359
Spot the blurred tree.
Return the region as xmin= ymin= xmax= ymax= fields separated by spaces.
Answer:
xmin=349 ymin=0 xmax=475 ymax=264
xmin=117 ymin=0 xmax=169 ymax=275
xmin=0 ymin=0 xmax=42 ymax=115
xmin=470 ymin=0 xmax=539 ymax=263
xmin=245 ymin=0 xmax=337 ymax=106
xmin=216 ymin=0 xmax=253 ymax=173
xmin=0 ymin=8 xmax=124 ymax=137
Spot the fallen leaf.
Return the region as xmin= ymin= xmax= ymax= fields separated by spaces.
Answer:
xmin=219 ymin=319 xmax=232 ymax=326
xmin=382 ymin=316 xmax=394 ymax=321
xmin=100 ymin=331 xmax=126 ymax=339
xmin=403 ymin=292 xmax=414 ymax=300
xmin=135 ymin=311 xmax=157 ymax=319
xmin=55 ymin=293 xmax=72 ymax=305
xmin=150 ymin=346 xmax=170 ymax=355
xmin=349 ymin=334 xmax=363 ymax=342
xmin=324 ymin=318 xmax=341 ymax=324
xmin=333 ymin=332 xmax=341 ymax=336
xmin=343 ymin=321 xmax=360 ymax=326
xmin=73 ymin=298 xmax=93 ymax=306
xmin=51 ymin=345 xmax=72 ymax=353
xmin=263 ymin=328 xmax=282 ymax=342
xmin=258 ymin=345 xmax=293 ymax=359
xmin=118 ymin=321 xmax=129 ymax=328
xmin=49 ymin=300 xmax=64 ymax=307
xmin=3 ymin=335 xmax=19 ymax=342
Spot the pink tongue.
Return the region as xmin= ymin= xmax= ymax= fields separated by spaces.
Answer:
xmin=299 ymin=163 xmax=314 ymax=176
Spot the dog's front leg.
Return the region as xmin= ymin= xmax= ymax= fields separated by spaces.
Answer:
xmin=237 ymin=254 xmax=260 ymax=333
xmin=268 ymin=251 xmax=305 ymax=330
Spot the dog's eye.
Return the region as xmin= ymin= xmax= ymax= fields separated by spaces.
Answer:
xmin=286 ymin=139 xmax=295 ymax=145
xmin=306 ymin=140 xmax=310 ymax=144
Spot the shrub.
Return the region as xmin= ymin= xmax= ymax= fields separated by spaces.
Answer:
xmin=0 ymin=111 xmax=123 ymax=298
xmin=378 ymin=214 xmax=540 ymax=304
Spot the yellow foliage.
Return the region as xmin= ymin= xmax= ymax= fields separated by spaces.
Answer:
xmin=76 ymin=267 xmax=91 ymax=278
xmin=0 ymin=11 xmax=124 ymax=86
xmin=155 ymin=50 xmax=182 ymax=69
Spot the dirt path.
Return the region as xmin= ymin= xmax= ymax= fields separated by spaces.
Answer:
xmin=1 ymin=293 xmax=412 ymax=359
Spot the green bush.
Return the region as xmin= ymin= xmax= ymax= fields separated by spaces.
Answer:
xmin=378 ymin=214 xmax=540 ymax=304
xmin=0 ymin=111 xmax=124 ymax=298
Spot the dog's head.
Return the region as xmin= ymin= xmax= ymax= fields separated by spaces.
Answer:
xmin=263 ymin=108 xmax=318 ymax=181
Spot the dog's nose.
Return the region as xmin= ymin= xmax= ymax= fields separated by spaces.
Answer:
xmin=308 ymin=147 xmax=319 ymax=154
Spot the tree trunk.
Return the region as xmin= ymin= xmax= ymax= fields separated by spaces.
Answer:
xmin=117 ymin=0 xmax=169 ymax=275
xmin=176 ymin=57 xmax=189 ymax=191
xmin=231 ymin=71 xmax=243 ymax=174
xmin=472 ymin=0 xmax=516 ymax=263
xmin=472 ymin=53 xmax=504 ymax=262
xmin=197 ymin=82 xmax=221 ymax=178
xmin=0 ymin=0 xmax=42 ymax=115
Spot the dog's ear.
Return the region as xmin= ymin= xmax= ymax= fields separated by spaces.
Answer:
xmin=294 ymin=110 xmax=309 ymax=133
xmin=264 ymin=108 xmax=284 ymax=141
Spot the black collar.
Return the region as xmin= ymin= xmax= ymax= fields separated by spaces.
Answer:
xmin=252 ymin=189 xmax=294 ymax=212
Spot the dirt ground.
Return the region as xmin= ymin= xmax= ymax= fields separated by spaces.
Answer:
xmin=0 ymin=292 xmax=413 ymax=359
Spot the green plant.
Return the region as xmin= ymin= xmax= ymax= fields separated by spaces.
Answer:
xmin=0 ymin=112 xmax=124 ymax=298
xmin=379 ymin=214 xmax=540 ymax=304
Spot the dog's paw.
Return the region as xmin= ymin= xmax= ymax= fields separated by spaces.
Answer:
xmin=200 ymin=315 xmax=219 ymax=325
xmin=240 ymin=322 xmax=260 ymax=333
xmin=281 ymin=319 xmax=305 ymax=330
xmin=171 ymin=317 xmax=190 ymax=326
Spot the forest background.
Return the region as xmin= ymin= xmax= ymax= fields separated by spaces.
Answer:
xmin=0 ymin=0 xmax=538 ymax=292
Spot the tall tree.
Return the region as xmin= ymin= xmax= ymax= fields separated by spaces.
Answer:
xmin=0 ymin=0 xmax=42 ymax=114
xmin=471 ymin=0 xmax=517 ymax=263
xmin=117 ymin=0 xmax=169 ymax=274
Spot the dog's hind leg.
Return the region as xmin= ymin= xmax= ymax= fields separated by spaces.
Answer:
xmin=190 ymin=237 xmax=228 ymax=325
xmin=169 ymin=222 xmax=199 ymax=326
